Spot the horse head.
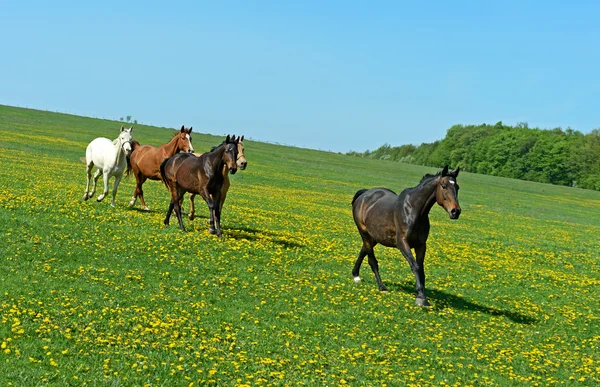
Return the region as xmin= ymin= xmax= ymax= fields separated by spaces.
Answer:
xmin=119 ymin=125 xmax=134 ymax=156
xmin=435 ymin=165 xmax=461 ymax=219
xmin=223 ymin=135 xmax=239 ymax=175
xmin=177 ymin=125 xmax=194 ymax=153
xmin=236 ymin=135 xmax=247 ymax=170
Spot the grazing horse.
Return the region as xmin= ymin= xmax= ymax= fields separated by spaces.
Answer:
xmin=351 ymin=165 xmax=461 ymax=307
xmin=187 ymin=135 xmax=247 ymax=220
xmin=82 ymin=126 xmax=134 ymax=206
xmin=126 ymin=125 xmax=194 ymax=210
xmin=160 ymin=135 xmax=239 ymax=236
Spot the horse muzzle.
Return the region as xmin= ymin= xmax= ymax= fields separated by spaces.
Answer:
xmin=230 ymin=167 xmax=238 ymax=175
xmin=449 ymin=208 xmax=461 ymax=219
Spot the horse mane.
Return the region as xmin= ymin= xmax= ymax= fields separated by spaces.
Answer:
xmin=210 ymin=141 xmax=225 ymax=152
xmin=419 ymin=172 xmax=441 ymax=184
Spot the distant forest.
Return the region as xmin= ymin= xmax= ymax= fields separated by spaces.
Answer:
xmin=348 ymin=122 xmax=600 ymax=191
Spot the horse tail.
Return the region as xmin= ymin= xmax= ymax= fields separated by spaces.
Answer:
xmin=159 ymin=157 xmax=170 ymax=188
xmin=352 ymin=189 xmax=368 ymax=205
xmin=125 ymin=140 xmax=140 ymax=177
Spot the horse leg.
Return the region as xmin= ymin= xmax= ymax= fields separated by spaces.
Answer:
xmin=398 ymin=239 xmax=429 ymax=307
xmin=89 ymin=169 xmax=102 ymax=199
xmin=164 ymin=202 xmax=174 ymax=226
xmin=367 ymin=249 xmax=388 ymax=292
xmin=173 ymin=189 xmax=186 ymax=231
xmin=352 ymin=245 xmax=369 ymax=283
xmin=212 ymin=191 xmax=223 ymax=237
xmin=164 ymin=184 xmax=178 ymax=226
xmin=137 ymin=175 xmax=150 ymax=211
xmin=110 ymin=173 xmax=123 ymax=207
xmin=219 ymin=191 xmax=227 ymax=213
xmin=413 ymin=244 xmax=430 ymax=307
xmin=83 ymin=162 xmax=93 ymax=200
xmin=201 ymin=189 xmax=217 ymax=234
xmin=188 ymin=194 xmax=196 ymax=220
xmin=220 ymin=179 xmax=229 ymax=212
xmin=97 ymin=170 xmax=110 ymax=202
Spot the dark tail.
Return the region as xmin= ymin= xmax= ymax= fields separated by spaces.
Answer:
xmin=159 ymin=157 xmax=171 ymax=188
xmin=352 ymin=189 xmax=368 ymax=205
xmin=125 ymin=140 xmax=140 ymax=177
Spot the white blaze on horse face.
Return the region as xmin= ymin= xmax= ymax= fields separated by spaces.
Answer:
xmin=449 ymin=179 xmax=456 ymax=185
xmin=186 ymin=134 xmax=194 ymax=153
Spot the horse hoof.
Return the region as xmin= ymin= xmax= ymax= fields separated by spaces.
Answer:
xmin=110 ymin=203 xmax=116 ymax=208
xmin=143 ymin=206 xmax=150 ymax=211
xmin=129 ymin=200 xmax=135 ymax=206
xmin=415 ymin=298 xmax=431 ymax=307
xmin=188 ymin=214 xmax=195 ymax=220
xmin=83 ymin=193 xmax=89 ymax=201
xmin=353 ymin=276 xmax=361 ymax=283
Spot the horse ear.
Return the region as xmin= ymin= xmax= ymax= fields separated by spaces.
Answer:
xmin=441 ymin=165 xmax=449 ymax=176
xmin=180 ymin=125 xmax=185 ymax=132
xmin=240 ymin=135 xmax=244 ymax=142
xmin=188 ymin=127 xmax=192 ymax=133
xmin=129 ymin=126 xmax=133 ymax=133
xmin=452 ymin=167 xmax=460 ymax=177
xmin=226 ymin=135 xmax=231 ymax=142
xmin=121 ymin=125 xmax=125 ymax=131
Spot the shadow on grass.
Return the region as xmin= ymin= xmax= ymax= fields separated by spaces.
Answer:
xmin=389 ymin=282 xmax=537 ymax=325
xmin=223 ymin=225 xmax=304 ymax=249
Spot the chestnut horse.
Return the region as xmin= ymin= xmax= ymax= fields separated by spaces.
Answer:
xmin=187 ymin=136 xmax=247 ymax=220
xmin=160 ymin=135 xmax=239 ymax=236
xmin=126 ymin=125 xmax=194 ymax=210
xmin=351 ymin=165 xmax=461 ymax=307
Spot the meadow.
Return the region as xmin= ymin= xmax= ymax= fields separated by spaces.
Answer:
xmin=0 ymin=104 xmax=599 ymax=386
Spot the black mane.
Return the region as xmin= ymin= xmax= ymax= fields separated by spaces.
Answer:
xmin=419 ymin=171 xmax=441 ymax=184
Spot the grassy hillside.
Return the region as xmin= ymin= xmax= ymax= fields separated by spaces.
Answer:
xmin=1 ymin=104 xmax=599 ymax=386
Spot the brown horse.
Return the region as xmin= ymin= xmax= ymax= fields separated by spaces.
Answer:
xmin=126 ymin=125 xmax=194 ymax=210
xmin=351 ymin=165 xmax=461 ymax=307
xmin=187 ymin=136 xmax=247 ymax=221
xmin=160 ymin=135 xmax=239 ymax=236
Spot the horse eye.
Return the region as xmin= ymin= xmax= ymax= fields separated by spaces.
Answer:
xmin=441 ymin=184 xmax=447 ymax=189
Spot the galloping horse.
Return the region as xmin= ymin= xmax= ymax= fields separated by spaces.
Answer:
xmin=82 ymin=125 xmax=133 ymax=207
xmin=126 ymin=125 xmax=194 ymax=210
xmin=187 ymin=135 xmax=247 ymax=220
xmin=351 ymin=165 xmax=461 ymax=307
xmin=160 ymin=135 xmax=239 ymax=236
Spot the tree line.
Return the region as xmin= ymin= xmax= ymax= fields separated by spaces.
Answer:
xmin=347 ymin=122 xmax=600 ymax=190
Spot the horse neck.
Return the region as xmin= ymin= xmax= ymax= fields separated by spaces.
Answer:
xmin=113 ymin=137 xmax=127 ymax=166
xmin=161 ymin=135 xmax=181 ymax=157
xmin=409 ymin=178 xmax=439 ymax=217
xmin=206 ymin=145 xmax=227 ymax=174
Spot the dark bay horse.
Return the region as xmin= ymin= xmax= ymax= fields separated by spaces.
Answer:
xmin=351 ymin=165 xmax=461 ymax=307
xmin=160 ymin=135 xmax=239 ymax=236
xmin=187 ymin=136 xmax=247 ymax=221
xmin=126 ymin=125 xmax=194 ymax=210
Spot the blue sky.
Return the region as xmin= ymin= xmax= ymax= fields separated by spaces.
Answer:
xmin=1 ymin=1 xmax=599 ymax=152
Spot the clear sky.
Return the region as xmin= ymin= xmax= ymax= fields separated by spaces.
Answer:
xmin=1 ymin=1 xmax=599 ymax=153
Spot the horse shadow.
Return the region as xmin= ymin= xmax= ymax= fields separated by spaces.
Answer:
xmin=223 ymin=225 xmax=304 ymax=249
xmin=389 ymin=282 xmax=537 ymax=325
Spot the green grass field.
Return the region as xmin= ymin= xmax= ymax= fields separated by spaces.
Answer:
xmin=1 ymin=104 xmax=599 ymax=386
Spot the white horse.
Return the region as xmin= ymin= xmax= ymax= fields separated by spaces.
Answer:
xmin=83 ymin=126 xmax=133 ymax=206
